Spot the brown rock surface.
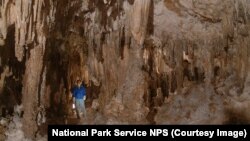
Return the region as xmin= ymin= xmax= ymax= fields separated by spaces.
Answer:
xmin=0 ymin=0 xmax=250 ymax=139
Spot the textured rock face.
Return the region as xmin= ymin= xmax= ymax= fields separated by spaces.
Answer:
xmin=130 ymin=0 xmax=151 ymax=45
xmin=0 ymin=0 xmax=54 ymax=139
xmin=0 ymin=0 xmax=250 ymax=139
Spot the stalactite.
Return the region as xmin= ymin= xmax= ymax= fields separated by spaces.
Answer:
xmin=130 ymin=0 xmax=151 ymax=45
xmin=0 ymin=1 xmax=250 ymax=138
xmin=0 ymin=0 xmax=9 ymax=40
xmin=0 ymin=0 xmax=55 ymax=138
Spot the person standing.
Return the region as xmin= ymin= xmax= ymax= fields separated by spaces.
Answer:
xmin=72 ymin=80 xmax=87 ymax=119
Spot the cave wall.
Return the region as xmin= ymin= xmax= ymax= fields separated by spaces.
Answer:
xmin=0 ymin=0 xmax=55 ymax=138
xmin=0 ymin=0 xmax=250 ymax=138
xmin=68 ymin=0 xmax=250 ymax=124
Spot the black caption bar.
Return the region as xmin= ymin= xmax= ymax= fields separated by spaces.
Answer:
xmin=48 ymin=125 xmax=250 ymax=140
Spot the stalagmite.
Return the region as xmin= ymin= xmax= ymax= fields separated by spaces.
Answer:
xmin=22 ymin=45 xmax=45 ymax=138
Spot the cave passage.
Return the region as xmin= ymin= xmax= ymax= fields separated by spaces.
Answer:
xmin=0 ymin=0 xmax=250 ymax=140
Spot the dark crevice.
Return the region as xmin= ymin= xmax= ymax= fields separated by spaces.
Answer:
xmin=146 ymin=71 xmax=169 ymax=124
xmin=0 ymin=25 xmax=25 ymax=114
xmin=86 ymin=82 xmax=102 ymax=108
xmin=183 ymin=60 xmax=192 ymax=81
xmin=45 ymin=40 xmax=68 ymax=116
xmin=214 ymin=66 xmax=220 ymax=78
xmin=119 ymin=27 xmax=125 ymax=59
xmin=161 ymin=74 xmax=169 ymax=98
xmin=170 ymin=71 xmax=177 ymax=93
xmin=147 ymin=0 xmax=154 ymax=35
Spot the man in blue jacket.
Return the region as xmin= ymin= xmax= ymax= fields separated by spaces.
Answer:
xmin=72 ymin=80 xmax=87 ymax=119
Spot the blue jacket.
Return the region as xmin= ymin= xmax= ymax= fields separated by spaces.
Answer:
xmin=72 ymin=85 xmax=86 ymax=99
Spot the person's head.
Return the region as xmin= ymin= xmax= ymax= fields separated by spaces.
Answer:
xmin=76 ymin=80 xmax=82 ymax=87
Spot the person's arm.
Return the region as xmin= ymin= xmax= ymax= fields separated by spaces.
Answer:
xmin=83 ymin=87 xmax=86 ymax=101
xmin=71 ymin=87 xmax=76 ymax=103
